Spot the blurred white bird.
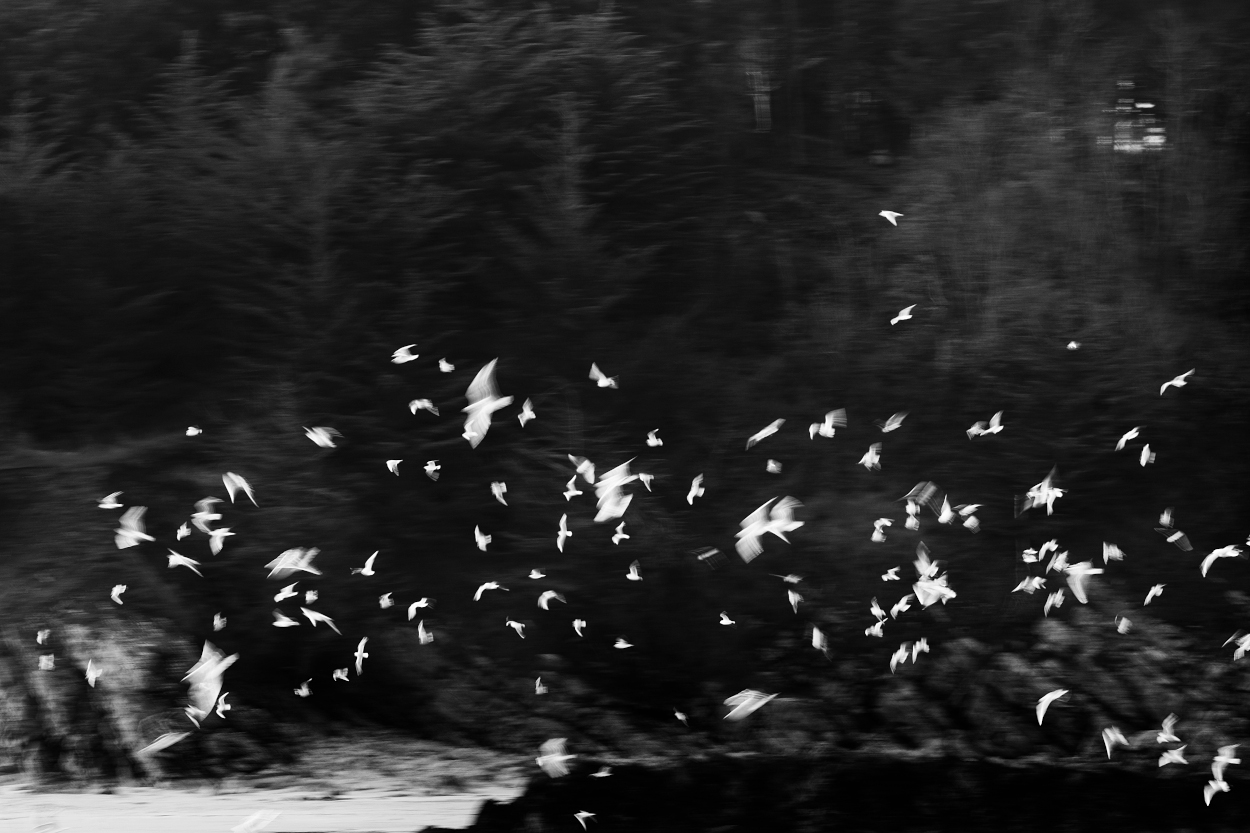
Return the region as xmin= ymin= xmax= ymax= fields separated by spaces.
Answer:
xmin=538 ymin=590 xmax=566 ymax=610
xmin=574 ymin=810 xmax=596 ymax=830
xmin=1064 ymin=561 xmax=1103 ymax=604
xmin=386 ymin=459 xmax=402 ymax=475
xmin=612 ymin=523 xmax=629 ymax=545
xmin=593 ymin=458 xmax=637 ymax=523
xmin=192 ymin=497 xmax=222 ymax=534
xmin=766 ymin=459 xmax=782 ymax=474
xmin=474 ymin=582 xmax=507 ymax=601
xmin=1212 ymin=745 xmax=1241 ymax=782
xmin=1140 ymin=444 xmax=1155 ymax=466
xmin=1043 ymin=589 xmax=1065 ymax=616
xmin=1201 ymin=545 xmax=1243 ymax=578
xmin=736 ymin=496 xmax=804 ymax=562
xmin=304 ymin=590 xmax=317 ymax=604
xmin=462 ymin=358 xmax=513 ymax=448
xmin=912 ymin=638 xmax=930 ymax=662
xmin=1036 ymin=689 xmax=1068 ymax=725
xmin=812 ymin=626 xmax=830 ymax=657
xmin=215 ymin=692 xmax=230 ymax=718
xmin=392 ymin=344 xmax=419 ymax=364
xmin=265 ymin=547 xmax=322 ymax=579
xmin=1115 ymin=427 xmax=1142 ymax=451
xmin=674 ymin=709 xmax=688 ymax=726
xmin=1013 ymin=577 xmax=1045 ymax=595
xmin=535 ymin=677 xmax=548 ymax=695
xmin=439 ymin=358 xmax=454 ymax=372
xmin=378 ymin=593 xmax=393 ymax=609
xmin=865 ymin=621 xmax=885 ymax=638
xmin=809 ymin=409 xmax=846 ymax=439
xmin=294 ymin=680 xmax=311 ymax=697
xmin=39 ymin=654 xmax=54 ymax=671
xmin=890 ymin=305 xmax=915 ymax=325
xmin=186 ymin=425 xmax=202 ymax=436
xmin=1103 ymin=726 xmax=1130 ymax=758
xmin=880 ymin=210 xmax=903 ymax=226
xmin=1204 ymin=778 xmax=1230 ymax=806
xmin=890 ymin=594 xmax=915 ymax=619
xmin=1102 ymin=542 xmax=1125 ymax=564
xmin=417 ymin=619 xmax=433 ymax=644
xmin=569 ymin=455 xmax=596 ymax=484
xmin=300 ymin=608 xmax=341 ymax=635
xmin=36 ymin=629 xmax=50 ymax=645
xmin=859 ymin=443 xmax=882 ymax=471
xmin=687 ymin=474 xmax=705 ymax=505
xmin=646 ymin=430 xmax=663 ymax=447
xmin=1145 ymin=583 xmax=1165 ymax=605
xmin=139 ymin=732 xmax=191 ymax=756
xmin=333 ymin=668 xmax=349 ymax=682
xmin=746 ymin=419 xmax=785 ymax=449
xmin=882 ymin=567 xmax=900 ymax=581
xmin=304 ymin=426 xmax=341 ymax=448
xmin=208 ymin=528 xmax=234 ymax=555
xmin=167 ymin=550 xmax=203 ymax=576
xmin=475 ymin=526 xmax=491 ymax=552
xmin=589 ymin=363 xmax=618 ymax=388
xmin=876 ymin=412 xmax=908 ymax=433
xmin=111 ymin=584 xmax=126 ymax=604
xmin=1224 ymin=631 xmax=1250 ymax=661
xmin=99 ymin=492 xmax=123 ymax=509
xmin=407 ymin=599 xmax=433 ymax=620
xmin=557 ymin=514 xmax=572 ymax=552
xmin=871 ymin=517 xmax=892 ymax=543
xmin=723 ymin=689 xmax=778 ymax=721
xmin=966 ymin=411 xmax=1004 ymax=438
xmin=936 ymin=497 xmax=956 ymax=525
xmin=422 ymin=460 xmax=440 ymax=482
xmin=1155 ymin=527 xmax=1192 ymax=551
xmin=904 ymin=501 xmax=920 ymax=530
xmin=1066 ymin=341 xmax=1080 ymax=350
xmin=354 ymin=638 xmax=369 ymax=675
xmin=272 ymin=610 xmax=299 ymax=628
xmin=1158 ymin=713 xmax=1181 ymax=744
xmin=1159 ymin=507 xmax=1174 ymax=528
xmin=563 ymin=477 xmax=583 ymax=501
xmin=1019 ymin=467 xmax=1064 ymax=516
xmin=518 ymin=398 xmax=536 ymax=426
xmin=491 ymin=481 xmax=508 ymax=506
xmin=1159 ymin=369 xmax=1195 ymax=395
xmin=573 ymin=619 xmax=586 ymax=637
xmin=274 ymin=583 xmax=299 ymax=603
xmin=506 ymin=619 xmax=526 ymax=638
xmin=213 ymin=613 xmax=226 ymax=631
xmin=1159 ymin=746 xmax=1188 ymax=767
xmin=591 ymin=767 xmax=611 ymax=778
xmin=176 ymin=522 xmax=191 ymax=540
xmin=626 ymin=560 xmax=643 ymax=581
xmin=223 ymin=472 xmax=257 ymax=506
xmin=409 ymin=399 xmax=439 ymax=416
xmin=528 ymin=569 xmax=545 ymax=580
xmin=115 ymin=506 xmax=155 ymax=549
xmin=788 ymin=588 xmax=803 ymax=614
xmin=614 ymin=637 xmax=632 ymax=649
xmin=870 ymin=597 xmax=887 ymax=621
xmin=352 ymin=551 xmax=379 ymax=576
xmin=771 ymin=573 xmax=803 ymax=584
xmin=889 ymin=643 xmax=911 ymax=673
xmin=1116 ymin=615 xmax=1132 ymax=634
xmin=719 ymin=612 xmax=735 ymax=626
xmin=536 ymin=738 xmax=574 ymax=777
xmin=85 ymin=659 xmax=103 ymax=687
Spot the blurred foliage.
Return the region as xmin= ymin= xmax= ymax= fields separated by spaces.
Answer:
xmin=1 ymin=0 xmax=1248 ymax=727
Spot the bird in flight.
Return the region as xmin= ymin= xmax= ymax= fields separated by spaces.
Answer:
xmin=879 ymin=210 xmax=903 ymax=226
xmin=528 ymin=570 xmax=545 ymax=579
xmin=765 ymin=459 xmax=782 ymax=474
xmin=407 ymin=599 xmax=433 ymax=620
xmin=213 ymin=613 xmax=227 ymax=631
xmin=876 ymin=412 xmax=908 ymax=433
xmin=354 ymin=638 xmax=369 ymax=676
xmin=890 ymin=594 xmax=915 ymax=619
xmin=568 ymin=455 xmax=596 ymax=484
xmin=176 ymin=522 xmax=191 ymax=540
xmin=192 ymin=497 xmax=222 ymax=533
xmin=719 ymin=612 xmax=735 ymax=626
xmin=333 ymin=668 xmax=349 ymax=682
xmin=1043 ymin=589 xmax=1065 ymax=616
xmin=589 ymin=363 xmax=618 ymax=388
xmin=167 ymin=550 xmax=203 ymax=576
xmin=1159 ymin=369 xmax=1195 ymax=395
xmin=1102 ymin=542 xmax=1125 ymax=564
xmin=474 ymin=582 xmax=507 ymax=601
xmin=535 ymin=677 xmax=548 ymax=695
xmin=746 ymin=419 xmax=785 ymax=449
xmin=563 ymin=476 xmax=583 ymax=501
xmin=890 ymin=305 xmax=915 ymax=325
xmin=966 ymin=411 xmax=1004 ymax=439
xmin=272 ymin=610 xmax=299 ymax=628
xmin=1139 ymin=444 xmax=1155 ymax=466
xmin=392 ymin=344 xmax=419 ymax=364
xmin=439 ymin=358 xmax=454 ymax=373
xmin=423 ymin=460 xmax=440 ymax=481
xmin=646 ymin=430 xmax=663 ymax=447
xmin=723 ymin=689 xmax=778 ymax=721
xmin=538 ymin=591 xmax=566 ymax=610
xmin=1102 ymin=726 xmax=1130 ymax=758
xmin=1144 ymin=583 xmax=1165 ymax=605
xmin=1155 ymin=527 xmax=1192 ymax=552
xmin=687 ymin=474 xmax=705 ymax=505
xmin=1115 ymin=427 xmax=1142 ymax=451
xmin=111 ymin=584 xmax=127 ymax=604
xmin=536 ymin=738 xmax=574 ymax=778
xmin=351 ymin=551 xmax=379 ymax=576
xmin=736 ymin=496 xmax=804 ymax=562
xmin=1012 ymin=577 xmax=1045 ymax=594
xmin=223 ymin=473 xmax=257 ymax=506
xmin=386 ymin=459 xmax=401 ymax=475
xmin=859 ymin=443 xmax=882 ymax=471
xmin=491 ymin=482 xmax=508 ymax=506
xmin=274 ymin=583 xmax=300 ymax=603
xmin=1204 ymin=778 xmax=1230 ymax=806
xmin=557 ymin=514 xmax=572 ymax=552
xmin=304 ymin=426 xmax=341 ymax=448
xmin=573 ymin=619 xmax=587 ymax=637
xmin=1158 ymin=746 xmax=1188 ymax=767
xmin=294 ymin=680 xmax=311 ymax=697
xmin=300 ymin=607 xmax=341 ymax=634
xmin=1212 ymin=745 xmax=1240 ymax=782
xmin=1201 ymin=545 xmax=1242 ymax=578
xmin=809 ymin=409 xmax=846 ymax=439
xmin=208 ymin=528 xmax=234 ymax=555
xmin=638 ymin=473 xmax=654 ymax=491
xmin=115 ymin=506 xmax=155 ymax=549
xmin=1157 ymin=713 xmax=1181 ymax=744
xmin=1063 ymin=561 xmax=1103 ymax=604
xmin=99 ymin=492 xmax=123 ymax=509
xmin=417 ymin=620 xmax=433 ymax=644
xmin=871 ymin=517 xmax=892 ymax=543
xmin=614 ymin=637 xmax=633 ymax=649
xmin=882 ymin=567 xmax=900 ymax=582
xmin=85 ymin=659 xmax=103 ymax=687
xmin=186 ymin=425 xmax=203 ymax=436
xmin=475 ymin=526 xmax=491 ymax=552
xmin=518 ymin=398 xmax=536 ymax=426
xmin=409 ymin=399 xmax=439 ymax=416
xmin=626 ymin=560 xmax=643 ymax=581
xmin=265 ymin=547 xmax=322 ymax=579
xmin=574 ymin=811 xmax=596 ymax=830
xmin=506 ymin=619 xmax=526 ymax=638
xmin=1036 ymin=689 xmax=1068 ymax=725
xmin=462 ymin=358 xmax=514 ymax=448
xmin=612 ymin=522 xmax=629 ymax=545
xmin=378 ymin=593 xmax=393 ymax=609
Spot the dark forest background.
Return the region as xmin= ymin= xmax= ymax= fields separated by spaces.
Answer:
xmin=1 ymin=0 xmax=1249 ymax=777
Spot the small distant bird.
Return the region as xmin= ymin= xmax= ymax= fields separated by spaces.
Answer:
xmin=300 ymin=607 xmax=342 ymax=635
xmin=115 ymin=506 xmax=155 ymax=549
xmin=186 ymin=426 xmax=202 ymax=436
xmin=378 ymin=593 xmax=393 ymax=609
xmin=1155 ymin=528 xmax=1193 ymax=552
xmin=1102 ymin=542 xmax=1125 ymax=564
xmin=626 ymin=560 xmax=643 ymax=581
xmin=333 ymin=668 xmax=349 ymax=682
xmin=407 ymin=598 xmax=433 ymax=620
xmin=646 ymin=430 xmax=663 ymax=447
xmin=889 ymin=643 xmax=910 ymax=674
xmin=1013 ymin=577 xmax=1045 ymax=595
xmin=890 ymin=305 xmax=915 ymax=325
xmin=1157 ymin=713 xmax=1181 ymax=744
xmin=1159 ymin=369 xmax=1195 ymax=395
xmin=213 ymin=613 xmax=227 ymax=631
xmin=506 ymin=619 xmax=526 ymax=638
xmin=536 ymin=738 xmax=575 ymax=778
xmin=272 ymin=610 xmax=300 ymax=628
xmin=589 ymin=363 xmax=618 ymax=388
xmin=569 ymin=455 xmax=596 ymax=484
xmin=99 ymin=492 xmax=123 ymax=509
xmin=36 ymin=629 xmax=49 ymax=645
xmin=1212 ymin=745 xmax=1241 ymax=782
xmin=890 ymin=594 xmax=914 ymax=619
xmin=518 ymin=398 xmax=536 ymax=426
xmin=1064 ymin=561 xmax=1103 ymax=604
xmin=865 ymin=621 xmax=885 ymax=638
xmin=491 ymin=481 xmax=508 ymax=506
xmin=207 ymin=528 xmax=234 ymax=555
xmin=573 ymin=619 xmax=587 ymax=637
xmin=410 ymin=399 xmax=439 ymax=416
xmin=614 ymin=637 xmax=632 ymax=649
xmin=274 ymin=583 xmax=299 ymax=603
xmin=223 ymin=472 xmax=257 ymax=506
xmin=809 ymin=409 xmax=847 ymax=439
xmin=1036 ymin=689 xmax=1068 ymax=725
xmin=687 ymin=474 xmax=705 ymax=505
xmin=528 ymin=570 xmax=545 ymax=580
xmin=574 ymin=811 xmax=596 ymax=830
xmin=1201 ymin=544 xmax=1243 ymax=577
xmin=535 ymin=677 xmax=547 ymax=695
xmin=674 ymin=709 xmax=688 ymax=726
xmin=876 ymin=412 xmax=908 ymax=433
xmin=966 ymin=411 xmax=1004 ymax=439
xmin=417 ymin=620 xmax=433 ymax=644
xmin=557 ymin=514 xmax=572 ymax=552
xmin=719 ymin=612 xmax=735 ymax=626
xmin=392 ymin=344 xmax=419 ymax=363
xmin=812 ymin=626 xmax=830 ymax=657
xmin=537 ymin=590 xmax=566 ymax=610
xmin=422 ymin=460 xmax=441 ymax=482
xmin=766 ymin=459 xmax=782 ymax=474
xmin=723 ymin=689 xmax=778 ymax=721
xmin=591 ymin=767 xmax=611 ymax=778
xmin=1159 ymin=507 xmax=1174 ymax=528
xmin=1159 ymin=746 xmax=1188 ymax=767
xmin=1044 ymin=589 xmax=1065 ymax=616
xmin=475 ymin=526 xmax=491 ymax=552
xmin=736 ymin=496 xmax=805 ymax=562
xmin=439 ymin=358 xmax=454 ymax=372
xmin=1103 ymin=726 xmax=1130 ymax=758
xmin=879 ymin=210 xmax=903 ymax=226
xmin=912 ymin=638 xmax=930 ymax=662
xmin=788 ymin=589 xmax=803 ymax=614
xmin=176 ymin=522 xmax=191 ymax=540
xmin=1066 ymin=341 xmax=1080 ymax=350
xmin=304 ymin=426 xmax=341 ymax=448
xmin=352 ymin=552 xmax=379 ymax=576
xmin=304 ymin=590 xmax=317 ymax=604
xmin=39 ymin=654 xmax=54 ymax=671
xmin=771 ymin=573 xmax=803 ymax=584
xmin=1140 ymin=444 xmax=1155 ymax=466
xmin=265 ymin=547 xmax=322 ymax=579
xmin=1115 ymin=427 xmax=1142 ymax=451
xmin=354 ymin=638 xmax=369 ymax=675
xmin=612 ymin=522 xmax=630 ymax=545
xmin=167 ymin=550 xmax=203 ymax=576
xmin=1145 ymin=584 xmax=1165 ymax=605
xmin=871 ymin=518 xmax=893 ymax=543
xmin=936 ymin=497 xmax=957 ymax=525
xmin=473 ymin=582 xmax=507 ymax=601
xmin=462 ymin=358 xmax=514 ymax=448
xmin=746 ymin=419 xmax=785 ymax=449
xmin=111 ymin=584 xmax=127 ymax=604
xmin=85 ymin=659 xmax=103 ymax=687
xmin=859 ymin=443 xmax=882 ymax=470
xmin=882 ymin=567 xmax=900 ymax=581
xmin=386 ymin=459 xmax=402 ymax=475
xmin=870 ymin=597 xmax=887 ymax=622
xmin=564 ymin=477 xmax=583 ymax=501
xmin=192 ymin=497 xmax=222 ymax=533
xmin=294 ymin=680 xmax=311 ymax=697
xmin=1205 ymin=778 xmax=1230 ymax=806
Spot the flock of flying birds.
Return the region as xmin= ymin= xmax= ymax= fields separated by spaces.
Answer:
xmin=33 ymin=216 xmax=1246 ymax=826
